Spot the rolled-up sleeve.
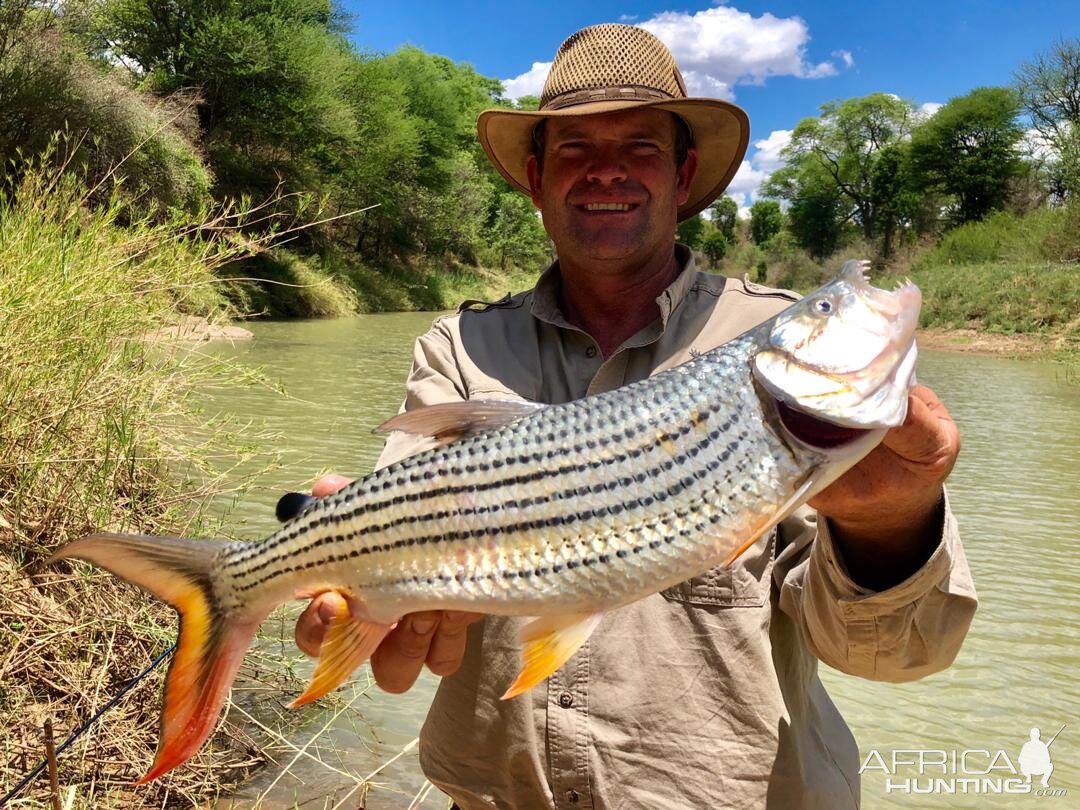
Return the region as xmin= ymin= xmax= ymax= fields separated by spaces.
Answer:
xmin=376 ymin=318 xmax=468 ymax=470
xmin=778 ymin=493 xmax=978 ymax=682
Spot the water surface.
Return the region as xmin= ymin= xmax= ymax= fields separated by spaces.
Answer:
xmin=204 ymin=317 xmax=1079 ymax=808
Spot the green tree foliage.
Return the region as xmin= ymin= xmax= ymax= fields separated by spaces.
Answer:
xmin=749 ymin=200 xmax=783 ymax=245
xmin=709 ymin=195 xmax=738 ymax=242
xmin=1015 ymin=38 xmax=1080 ymax=200
xmin=676 ymin=213 xmax=705 ymax=248
xmin=489 ymin=192 xmax=548 ymax=270
xmin=0 ymin=3 xmax=211 ymax=212
xmin=909 ymin=87 xmax=1025 ymax=224
xmin=777 ymin=93 xmax=915 ymax=244
xmin=701 ymin=230 xmax=728 ymax=264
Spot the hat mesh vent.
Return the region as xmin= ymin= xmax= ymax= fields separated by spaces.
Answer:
xmin=541 ymin=24 xmax=683 ymax=105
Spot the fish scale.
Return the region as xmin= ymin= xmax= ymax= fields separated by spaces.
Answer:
xmin=50 ymin=260 xmax=921 ymax=782
xmin=216 ymin=332 xmax=809 ymax=620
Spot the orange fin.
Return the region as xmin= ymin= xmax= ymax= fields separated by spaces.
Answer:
xmin=50 ymin=533 xmax=268 ymax=784
xmin=288 ymin=595 xmax=394 ymax=708
xmin=501 ymin=612 xmax=603 ymax=700
xmin=375 ymin=399 xmax=544 ymax=447
xmin=722 ymin=476 xmax=817 ymax=566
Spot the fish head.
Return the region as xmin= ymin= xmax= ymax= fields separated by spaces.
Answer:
xmin=752 ymin=259 xmax=921 ymax=448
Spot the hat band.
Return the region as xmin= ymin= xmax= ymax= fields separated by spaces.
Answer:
xmin=542 ymin=85 xmax=676 ymax=111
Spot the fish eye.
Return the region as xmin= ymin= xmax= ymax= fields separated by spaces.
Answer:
xmin=813 ymin=298 xmax=833 ymax=314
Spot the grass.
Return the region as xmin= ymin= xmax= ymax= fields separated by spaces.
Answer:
xmin=223 ymin=245 xmax=543 ymax=318
xmin=0 ymin=160 xmax=276 ymax=806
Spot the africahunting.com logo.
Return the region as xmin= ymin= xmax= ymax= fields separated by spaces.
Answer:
xmin=861 ymin=725 xmax=1067 ymax=798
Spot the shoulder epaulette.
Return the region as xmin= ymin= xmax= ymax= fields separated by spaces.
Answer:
xmin=737 ymin=275 xmax=800 ymax=302
xmin=457 ymin=292 xmax=515 ymax=313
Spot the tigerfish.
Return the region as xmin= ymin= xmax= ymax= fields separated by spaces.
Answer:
xmin=51 ymin=260 xmax=921 ymax=782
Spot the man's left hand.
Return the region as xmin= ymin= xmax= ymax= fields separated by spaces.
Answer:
xmin=808 ymin=384 xmax=960 ymax=587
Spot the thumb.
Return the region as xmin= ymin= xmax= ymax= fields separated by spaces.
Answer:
xmin=881 ymin=386 xmax=959 ymax=475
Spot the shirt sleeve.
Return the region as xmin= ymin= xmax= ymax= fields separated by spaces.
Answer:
xmin=776 ymin=492 xmax=978 ymax=682
xmin=375 ymin=318 xmax=468 ymax=471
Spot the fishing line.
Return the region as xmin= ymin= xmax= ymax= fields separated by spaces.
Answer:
xmin=0 ymin=642 xmax=176 ymax=806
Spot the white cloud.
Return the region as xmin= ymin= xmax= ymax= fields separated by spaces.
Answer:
xmin=751 ymin=128 xmax=791 ymax=174
xmin=918 ymin=101 xmax=943 ymax=119
xmin=501 ymin=5 xmax=850 ymax=101
xmin=722 ymin=128 xmax=791 ymax=212
xmin=502 ymin=61 xmax=552 ymax=99
xmin=618 ymin=14 xmax=638 ymax=23
xmin=1020 ymin=127 xmax=1057 ymax=161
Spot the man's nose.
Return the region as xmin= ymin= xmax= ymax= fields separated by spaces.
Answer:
xmin=585 ymin=146 xmax=627 ymax=184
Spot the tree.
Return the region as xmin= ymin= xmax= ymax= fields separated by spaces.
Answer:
xmin=909 ymin=87 xmax=1024 ymax=224
xmin=676 ymin=214 xmax=705 ymax=248
xmin=709 ymin=195 xmax=738 ymax=242
xmin=774 ymin=93 xmax=915 ymax=248
xmin=701 ymin=230 xmax=728 ymax=264
xmin=749 ymin=201 xmax=782 ymax=245
xmin=1015 ymin=38 xmax=1080 ymax=200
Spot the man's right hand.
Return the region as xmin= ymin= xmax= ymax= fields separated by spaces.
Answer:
xmin=293 ymin=474 xmax=484 ymax=694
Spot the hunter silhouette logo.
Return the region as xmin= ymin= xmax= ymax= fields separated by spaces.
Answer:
xmin=1019 ymin=725 xmax=1064 ymax=790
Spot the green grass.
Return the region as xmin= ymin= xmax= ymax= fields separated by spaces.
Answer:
xmin=0 ymin=162 xmax=271 ymax=806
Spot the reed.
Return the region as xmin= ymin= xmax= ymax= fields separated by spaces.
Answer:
xmin=0 ymin=157 xmax=271 ymax=806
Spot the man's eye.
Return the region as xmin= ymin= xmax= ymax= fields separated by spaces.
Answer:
xmin=630 ymin=143 xmax=661 ymax=155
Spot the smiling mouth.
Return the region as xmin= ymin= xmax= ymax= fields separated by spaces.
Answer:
xmin=580 ymin=202 xmax=638 ymax=212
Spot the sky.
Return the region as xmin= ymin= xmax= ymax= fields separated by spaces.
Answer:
xmin=339 ymin=1 xmax=1079 ymax=213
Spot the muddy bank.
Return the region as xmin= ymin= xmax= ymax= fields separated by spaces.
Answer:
xmin=917 ymin=327 xmax=1072 ymax=358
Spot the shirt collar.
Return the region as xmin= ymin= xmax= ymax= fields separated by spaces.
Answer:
xmin=529 ymin=244 xmax=699 ymax=333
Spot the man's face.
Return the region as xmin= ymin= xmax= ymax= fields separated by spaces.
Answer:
xmin=526 ymin=108 xmax=698 ymax=270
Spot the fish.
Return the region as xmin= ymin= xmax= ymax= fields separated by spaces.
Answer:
xmin=49 ymin=259 xmax=921 ymax=782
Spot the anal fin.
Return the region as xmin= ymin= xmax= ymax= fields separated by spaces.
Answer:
xmin=289 ymin=594 xmax=394 ymax=708
xmin=501 ymin=612 xmax=603 ymax=700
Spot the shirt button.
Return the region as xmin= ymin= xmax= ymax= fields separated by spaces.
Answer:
xmin=565 ymin=789 xmax=580 ymax=803
xmin=585 ymin=345 xmax=597 ymax=358
xmin=558 ymin=692 xmax=574 ymax=708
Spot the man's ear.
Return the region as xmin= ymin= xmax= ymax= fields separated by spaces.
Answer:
xmin=676 ymin=147 xmax=698 ymax=207
xmin=526 ymin=154 xmax=543 ymax=209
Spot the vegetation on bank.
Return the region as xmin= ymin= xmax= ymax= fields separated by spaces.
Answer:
xmin=0 ymin=164 xmax=274 ymax=806
xmin=2 ymin=0 xmax=549 ymax=320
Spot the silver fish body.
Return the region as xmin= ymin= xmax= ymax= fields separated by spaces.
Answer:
xmin=220 ymin=330 xmax=830 ymax=622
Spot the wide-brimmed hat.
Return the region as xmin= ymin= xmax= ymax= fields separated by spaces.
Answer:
xmin=477 ymin=24 xmax=750 ymax=221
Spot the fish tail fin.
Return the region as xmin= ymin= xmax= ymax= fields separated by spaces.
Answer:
xmin=50 ymin=532 xmax=266 ymax=783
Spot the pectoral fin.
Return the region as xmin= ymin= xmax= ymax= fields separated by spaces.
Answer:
xmin=501 ymin=612 xmax=603 ymax=700
xmin=722 ymin=476 xmax=817 ymax=565
xmin=289 ymin=595 xmax=394 ymax=708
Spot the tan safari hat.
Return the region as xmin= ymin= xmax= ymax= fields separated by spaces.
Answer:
xmin=477 ymin=24 xmax=750 ymax=221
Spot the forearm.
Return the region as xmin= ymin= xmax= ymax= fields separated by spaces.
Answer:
xmin=826 ymin=488 xmax=945 ymax=592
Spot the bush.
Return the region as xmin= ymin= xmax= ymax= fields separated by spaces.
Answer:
xmin=0 ymin=31 xmax=212 ymax=214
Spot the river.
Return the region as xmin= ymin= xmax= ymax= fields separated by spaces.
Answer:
xmin=203 ymin=314 xmax=1079 ymax=809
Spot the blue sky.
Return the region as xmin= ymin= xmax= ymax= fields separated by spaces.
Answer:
xmin=340 ymin=1 xmax=1079 ymax=211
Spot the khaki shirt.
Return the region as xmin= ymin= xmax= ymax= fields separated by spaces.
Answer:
xmin=376 ymin=247 xmax=978 ymax=810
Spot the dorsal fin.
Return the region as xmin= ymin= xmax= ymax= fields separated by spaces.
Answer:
xmin=375 ymin=399 xmax=545 ymax=447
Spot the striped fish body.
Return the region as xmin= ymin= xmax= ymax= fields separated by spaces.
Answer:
xmin=221 ymin=330 xmax=813 ymax=623
xmin=51 ymin=261 xmax=920 ymax=781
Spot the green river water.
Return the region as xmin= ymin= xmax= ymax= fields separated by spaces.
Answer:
xmin=202 ymin=314 xmax=1079 ymax=809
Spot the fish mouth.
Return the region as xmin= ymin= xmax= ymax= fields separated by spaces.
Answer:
xmin=773 ymin=398 xmax=871 ymax=449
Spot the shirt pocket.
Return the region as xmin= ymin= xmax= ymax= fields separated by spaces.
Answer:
xmin=661 ymin=530 xmax=776 ymax=608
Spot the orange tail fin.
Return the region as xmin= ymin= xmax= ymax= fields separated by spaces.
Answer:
xmin=50 ymin=533 xmax=267 ymax=783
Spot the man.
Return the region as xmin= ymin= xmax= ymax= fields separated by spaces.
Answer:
xmin=297 ymin=24 xmax=977 ymax=808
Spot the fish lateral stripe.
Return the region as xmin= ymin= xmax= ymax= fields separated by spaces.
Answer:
xmin=229 ymin=426 xmax=754 ymax=594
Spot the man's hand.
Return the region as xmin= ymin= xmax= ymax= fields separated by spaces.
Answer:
xmin=293 ymin=474 xmax=484 ymax=693
xmin=808 ymin=384 xmax=960 ymax=589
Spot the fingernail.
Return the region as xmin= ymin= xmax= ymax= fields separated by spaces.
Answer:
xmin=410 ymin=618 xmax=436 ymax=635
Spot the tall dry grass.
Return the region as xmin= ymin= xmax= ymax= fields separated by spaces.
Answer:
xmin=0 ymin=160 xmax=275 ymax=806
